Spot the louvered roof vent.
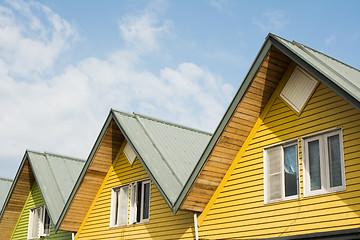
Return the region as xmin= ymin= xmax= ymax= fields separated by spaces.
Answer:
xmin=123 ymin=142 xmax=136 ymax=165
xmin=280 ymin=67 xmax=318 ymax=113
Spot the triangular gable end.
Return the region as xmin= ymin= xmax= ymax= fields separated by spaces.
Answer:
xmin=179 ymin=33 xmax=360 ymax=214
xmin=58 ymin=117 xmax=124 ymax=232
xmin=179 ymin=43 xmax=292 ymax=212
xmin=0 ymin=155 xmax=35 ymax=239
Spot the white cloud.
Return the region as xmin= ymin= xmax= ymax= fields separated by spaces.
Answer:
xmin=0 ymin=1 xmax=234 ymax=179
xmin=253 ymin=9 xmax=287 ymax=32
xmin=325 ymin=35 xmax=336 ymax=45
xmin=118 ymin=13 xmax=173 ymax=52
xmin=0 ymin=0 xmax=77 ymax=79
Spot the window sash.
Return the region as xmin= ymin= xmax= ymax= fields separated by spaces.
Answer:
xmin=264 ymin=140 xmax=299 ymax=204
xmin=39 ymin=206 xmax=50 ymax=237
xmin=28 ymin=207 xmax=40 ymax=239
xmin=110 ymin=184 xmax=129 ymax=227
xmin=28 ymin=206 xmax=49 ymax=239
xmin=129 ymin=182 xmax=138 ymax=225
xmin=302 ymin=128 xmax=346 ymax=197
xmin=129 ymin=179 xmax=150 ymax=224
xmin=140 ymin=180 xmax=151 ymax=222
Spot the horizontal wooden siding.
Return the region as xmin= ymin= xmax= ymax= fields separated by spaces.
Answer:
xmin=11 ymin=181 xmax=72 ymax=240
xmin=199 ymin=82 xmax=360 ymax=239
xmin=76 ymin=151 xmax=195 ymax=240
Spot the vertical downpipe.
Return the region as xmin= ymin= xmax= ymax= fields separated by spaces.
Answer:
xmin=72 ymin=232 xmax=75 ymax=240
xmin=194 ymin=212 xmax=199 ymax=240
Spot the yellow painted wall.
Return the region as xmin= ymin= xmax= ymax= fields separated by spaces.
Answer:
xmin=198 ymin=81 xmax=360 ymax=239
xmin=76 ymin=150 xmax=195 ymax=240
xmin=11 ymin=181 xmax=72 ymax=240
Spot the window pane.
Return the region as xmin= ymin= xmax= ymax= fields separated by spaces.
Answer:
xmin=267 ymin=147 xmax=281 ymax=174
xmin=328 ymin=135 xmax=342 ymax=187
xmin=114 ymin=189 xmax=119 ymax=225
xmin=308 ymin=140 xmax=321 ymax=191
xmin=118 ymin=186 xmax=129 ymax=225
xmin=142 ymin=182 xmax=150 ymax=220
xmin=136 ymin=183 xmax=142 ymax=222
xmin=284 ymin=145 xmax=298 ymax=197
xmin=269 ymin=174 xmax=281 ymax=200
xmin=32 ymin=208 xmax=40 ymax=238
xmin=265 ymin=146 xmax=282 ymax=202
xmin=129 ymin=182 xmax=137 ymax=224
xmin=43 ymin=209 xmax=50 ymax=235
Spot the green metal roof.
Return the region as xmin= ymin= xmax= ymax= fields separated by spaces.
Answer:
xmin=176 ymin=33 xmax=360 ymax=211
xmin=0 ymin=150 xmax=86 ymax=230
xmin=27 ymin=151 xmax=86 ymax=228
xmin=112 ymin=110 xmax=212 ymax=212
xmin=57 ymin=109 xmax=211 ymax=227
xmin=0 ymin=178 xmax=12 ymax=211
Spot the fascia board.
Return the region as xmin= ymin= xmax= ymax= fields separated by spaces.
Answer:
xmin=0 ymin=152 xmax=29 ymax=219
xmin=173 ymin=37 xmax=273 ymax=213
xmin=54 ymin=111 xmax=114 ymax=232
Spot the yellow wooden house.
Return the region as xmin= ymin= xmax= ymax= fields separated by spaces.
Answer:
xmin=55 ymin=110 xmax=212 ymax=239
xmin=179 ymin=34 xmax=360 ymax=239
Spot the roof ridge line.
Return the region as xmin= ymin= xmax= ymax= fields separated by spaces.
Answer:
xmin=292 ymin=41 xmax=359 ymax=90
xmin=133 ymin=112 xmax=212 ymax=136
xmin=292 ymin=40 xmax=360 ymax=73
xmin=133 ymin=113 xmax=184 ymax=188
xmin=111 ymin=109 xmax=136 ymax=118
xmin=44 ymin=151 xmax=86 ymax=163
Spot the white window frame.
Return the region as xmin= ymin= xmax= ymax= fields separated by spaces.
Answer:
xmin=27 ymin=205 xmax=50 ymax=239
xmin=263 ymin=139 xmax=299 ymax=204
xmin=129 ymin=179 xmax=151 ymax=225
xmin=302 ymin=127 xmax=346 ymax=197
xmin=110 ymin=184 xmax=129 ymax=227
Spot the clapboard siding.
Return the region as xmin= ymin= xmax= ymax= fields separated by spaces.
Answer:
xmin=60 ymin=120 xmax=124 ymax=232
xmin=11 ymin=182 xmax=71 ymax=240
xmin=76 ymin=151 xmax=195 ymax=240
xmin=0 ymin=159 xmax=35 ymax=239
xmin=199 ymin=81 xmax=360 ymax=239
xmin=181 ymin=46 xmax=292 ymax=212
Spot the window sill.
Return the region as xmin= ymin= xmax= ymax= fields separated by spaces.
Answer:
xmin=264 ymin=194 xmax=300 ymax=204
xmin=304 ymin=186 xmax=346 ymax=198
xmin=129 ymin=220 xmax=149 ymax=225
xmin=109 ymin=224 xmax=127 ymax=228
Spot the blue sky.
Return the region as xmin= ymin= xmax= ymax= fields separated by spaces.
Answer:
xmin=0 ymin=0 xmax=359 ymax=179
